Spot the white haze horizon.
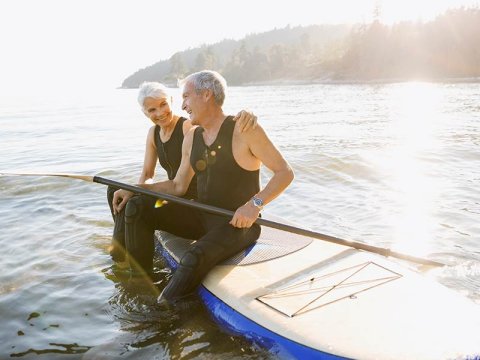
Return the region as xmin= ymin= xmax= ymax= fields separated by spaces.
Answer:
xmin=0 ymin=0 xmax=478 ymax=95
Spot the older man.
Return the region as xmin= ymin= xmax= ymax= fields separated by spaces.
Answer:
xmin=115 ymin=70 xmax=294 ymax=301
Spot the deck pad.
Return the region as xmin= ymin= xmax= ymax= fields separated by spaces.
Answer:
xmin=155 ymin=224 xmax=312 ymax=266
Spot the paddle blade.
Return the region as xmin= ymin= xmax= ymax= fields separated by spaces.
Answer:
xmin=0 ymin=172 xmax=94 ymax=182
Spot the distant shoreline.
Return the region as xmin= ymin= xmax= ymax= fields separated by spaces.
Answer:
xmin=119 ymin=76 xmax=480 ymax=89
xmin=240 ymin=76 xmax=480 ymax=86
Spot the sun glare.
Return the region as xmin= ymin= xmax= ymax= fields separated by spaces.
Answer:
xmin=376 ymin=82 xmax=445 ymax=256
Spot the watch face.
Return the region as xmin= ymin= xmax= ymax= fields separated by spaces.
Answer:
xmin=253 ymin=197 xmax=263 ymax=207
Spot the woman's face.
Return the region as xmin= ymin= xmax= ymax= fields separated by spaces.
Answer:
xmin=143 ymin=96 xmax=173 ymax=127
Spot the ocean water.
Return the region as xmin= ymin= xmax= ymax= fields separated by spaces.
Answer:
xmin=0 ymin=82 xmax=479 ymax=359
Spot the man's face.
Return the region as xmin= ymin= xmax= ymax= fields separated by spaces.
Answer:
xmin=182 ymin=81 xmax=204 ymax=126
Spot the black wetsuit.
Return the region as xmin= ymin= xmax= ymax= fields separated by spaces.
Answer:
xmin=154 ymin=119 xmax=196 ymax=200
xmin=106 ymin=117 xmax=195 ymax=261
xmin=124 ymin=116 xmax=261 ymax=300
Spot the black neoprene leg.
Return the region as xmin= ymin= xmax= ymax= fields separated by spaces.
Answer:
xmin=124 ymin=195 xmax=157 ymax=275
xmin=160 ymin=220 xmax=261 ymax=301
xmin=107 ymin=185 xmax=126 ymax=262
xmin=125 ymin=195 xmax=206 ymax=276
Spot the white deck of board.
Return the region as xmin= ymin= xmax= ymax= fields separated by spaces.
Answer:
xmin=159 ymin=225 xmax=480 ymax=359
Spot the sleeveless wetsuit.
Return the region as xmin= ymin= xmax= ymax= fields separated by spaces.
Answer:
xmin=124 ymin=116 xmax=261 ymax=300
xmin=191 ymin=116 xmax=260 ymax=210
xmin=154 ymin=117 xmax=196 ymax=200
xmin=107 ymin=116 xmax=196 ymax=261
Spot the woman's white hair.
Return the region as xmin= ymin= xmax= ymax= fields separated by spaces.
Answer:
xmin=178 ymin=70 xmax=227 ymax=106
xmin=137 ymin=82 xmax=171 ymax=108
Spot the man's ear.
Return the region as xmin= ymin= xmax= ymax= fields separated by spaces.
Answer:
xmin=203 ymin=89 xmax=213 ymax=102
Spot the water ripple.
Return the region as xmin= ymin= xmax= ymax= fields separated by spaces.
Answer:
xmin=1 ymin=83 xmax=479 ymax=358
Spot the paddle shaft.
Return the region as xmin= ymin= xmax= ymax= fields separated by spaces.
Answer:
xmin=0 ymin=172 xmax=444 ymax=267
xmin=93 ymin=176 xmax=444 ymax=267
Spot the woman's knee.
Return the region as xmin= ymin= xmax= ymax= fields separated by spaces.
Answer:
xmin=125 ymin=195 xmax=149 ymax=221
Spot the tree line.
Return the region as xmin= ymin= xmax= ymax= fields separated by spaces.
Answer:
xmin=121 ymin=7 xmax=480 ymax=88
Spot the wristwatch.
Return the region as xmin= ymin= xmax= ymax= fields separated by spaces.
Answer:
xmin=251 ymin=195 xmax=264 ymax=210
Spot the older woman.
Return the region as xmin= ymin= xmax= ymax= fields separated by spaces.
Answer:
xmin=107 ymin=82 xmax=256 ymax=262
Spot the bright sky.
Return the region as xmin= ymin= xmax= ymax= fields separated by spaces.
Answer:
xmin=0 ymin=0 xmax=478 ymax=93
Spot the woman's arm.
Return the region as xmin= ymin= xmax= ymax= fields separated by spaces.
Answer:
xmin=138 ymin=126 xmax=158 ymax=184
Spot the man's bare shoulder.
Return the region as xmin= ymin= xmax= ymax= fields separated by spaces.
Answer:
xmin=182 ymin=119 xmax=194 ymax=135
xmin=184 ymin=125 xmax=197 ymax=138
xmin=234 ymin=121 xmax=268 ymax=142
xmin=182 ymin=125 xmax=197 ymax=148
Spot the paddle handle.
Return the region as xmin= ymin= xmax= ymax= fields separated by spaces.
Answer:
xmin=94 ymin=176 xmax=444 ymax=268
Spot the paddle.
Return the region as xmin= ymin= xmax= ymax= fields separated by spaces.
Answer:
xmin=0 ymin=172 xmax=445 ymax=267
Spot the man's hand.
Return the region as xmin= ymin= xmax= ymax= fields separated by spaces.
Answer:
xmin=230 ymin=201 xmax=260 ymax=228
xmin=234 ymin=109 xmax=257 ymax=133
xmin=112 ymin=189 xmax=134 ymax=215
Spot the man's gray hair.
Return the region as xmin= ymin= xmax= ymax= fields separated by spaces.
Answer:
xmin=137 ymin=82 xmax=171 ymax=108
xmin=178 ymin=70 xmax=227 ymax=106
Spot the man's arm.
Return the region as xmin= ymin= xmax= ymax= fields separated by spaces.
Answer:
xmin=112 ymin=128 xmax=195 ymax=214
xmin=230 ymin=125 xmax=294 ymax=228
xmin=143 ymin=127 xmax=196 ymax=196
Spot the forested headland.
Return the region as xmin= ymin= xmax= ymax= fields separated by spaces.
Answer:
xmin=121 ymin=7 xmax=480 ymax=88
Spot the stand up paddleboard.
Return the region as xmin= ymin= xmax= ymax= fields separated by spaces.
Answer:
xmin=155 ymin=218 xmax=480 ymax=359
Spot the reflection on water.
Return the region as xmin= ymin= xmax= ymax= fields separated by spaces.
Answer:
xmin=370 ymin=82 xmax=445 ymax=255
xmin=0 ymin=82 xmax=479 ymax=358
xmin=92 ymin=259 xmax=269 ymax=359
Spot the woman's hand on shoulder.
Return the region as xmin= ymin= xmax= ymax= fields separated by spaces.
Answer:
xmin=234 ymin=110 xmax=258 ymax=132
